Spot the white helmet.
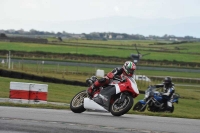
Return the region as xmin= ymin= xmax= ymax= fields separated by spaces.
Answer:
xmin=122 ymin=61 xmax=136 ymax=76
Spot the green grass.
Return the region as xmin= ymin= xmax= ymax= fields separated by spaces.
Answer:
xmin=0 ymin=41 xmax=200 ymax=63
xmin=136 ymin=69 xmax=200 ymax=78
xmin=50 ymin=39 xmax=200 ymax=54
xmin=130 ymin=96 xmax=200 ymax=119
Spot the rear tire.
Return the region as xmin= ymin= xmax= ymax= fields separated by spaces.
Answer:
xmin=133 ymin=102 xmax=146 ymax=112
xmin=70 ymin=90 xmax=87 ymax=113
xmin=110 ymin=94 xmax=133 ymax=116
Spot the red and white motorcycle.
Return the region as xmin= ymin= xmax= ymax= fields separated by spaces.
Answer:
xmin=70 ymin=75 xmax=139 ymax=116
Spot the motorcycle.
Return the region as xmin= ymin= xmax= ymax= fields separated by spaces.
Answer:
xmin=70 ymin=75 xmax=139 ymax=116
xmin=133 ymin=85 xmax=179 ymax=113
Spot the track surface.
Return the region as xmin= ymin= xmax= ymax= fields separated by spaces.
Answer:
xmin=0 ymin=106 xmax=199 ymax=133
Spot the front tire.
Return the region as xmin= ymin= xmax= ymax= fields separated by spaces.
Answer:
xmin=70 ymin=90 xmax=87 ymax=113
xmin=133 ymin=102 xmax=146 ymax=112
xmin=165 ymin=105 xmax=174 ymax=113
xmin=110 ymin=94 xmax=133 ymax=116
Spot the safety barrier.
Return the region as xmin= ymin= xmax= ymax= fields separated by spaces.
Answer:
xmin=9 ymin=82 xmax=48 ymax=104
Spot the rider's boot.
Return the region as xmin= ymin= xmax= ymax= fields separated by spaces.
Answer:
xmin=87 ymin=85 xmax=100 ymax=98
xmin=87 ymin=86 xmax=94 ymax=98
xmin=87 ymin=79 xmax=106 ymax=98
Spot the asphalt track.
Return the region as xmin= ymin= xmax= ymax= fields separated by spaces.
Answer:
xmin=0 ymin=106 xmax=200 ymax=133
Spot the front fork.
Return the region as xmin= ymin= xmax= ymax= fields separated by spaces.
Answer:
xmin=140 ymin=99 xmax=150 ymax=111
xmin=117 ymin=93 xmax=127 ymax=104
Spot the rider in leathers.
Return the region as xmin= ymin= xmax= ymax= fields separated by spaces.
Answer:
xmin=154 ymin=77 xmax=175 ymax=111
xmin=87 ymin=61 xmax=137 ymax=105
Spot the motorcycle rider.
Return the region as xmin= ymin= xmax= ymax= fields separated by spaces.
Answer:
xmin=154 ymin=77 xmax=175 ymax=111
xmin=86 ymin=61 xmax=137 ymax=104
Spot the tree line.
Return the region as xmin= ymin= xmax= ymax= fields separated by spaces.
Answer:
xmin=0 ymin=29 xmax=199 ymax=41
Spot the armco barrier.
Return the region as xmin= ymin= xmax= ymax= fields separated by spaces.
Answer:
xmin=9 ymin=82 xmax=48 ymax=104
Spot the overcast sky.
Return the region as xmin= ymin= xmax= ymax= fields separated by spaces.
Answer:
xmin=0 ymin=0 xmax=200 ymax=36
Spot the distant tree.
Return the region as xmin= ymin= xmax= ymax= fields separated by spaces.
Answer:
xmin=58 ymin=37 xmax=62 ymax=42
xmin=184 ymin=36 xmax=194 ymax=39
xmin=38 ymin=31 xmax=44 ymax=35
xmin=57 ymin=32 xmax=62 ymax=36
xmin=30 ymin=29 xmax=37 ymax=34
xmin=14 ymin=31 xmax=19 ymax=34
xmin=0 ymin=33 xmax=7 ymax=38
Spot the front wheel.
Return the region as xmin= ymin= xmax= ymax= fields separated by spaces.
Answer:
xmin=133 ymin=102 xmax=146 ymax=112
xmin=165 ymin=105 xmax=174 ymax=113
xmin=110 ymin=94 xmax=133 ymax=116
xmin=70 ymin=90 xmax=87 ymax=113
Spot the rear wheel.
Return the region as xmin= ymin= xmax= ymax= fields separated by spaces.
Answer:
xmin=110 ymin=94 xmax=133 ymax=116
xmin=133 ymin=102 xmax=146 ymax=112
xmin=70 ymin=90 xmax=87 ymax=113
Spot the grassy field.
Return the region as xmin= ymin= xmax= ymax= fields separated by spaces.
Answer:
xmin=0 ymin=76 xmax=199 ymax=119
xmin=0 ymin=41 xmax=200 ymax=63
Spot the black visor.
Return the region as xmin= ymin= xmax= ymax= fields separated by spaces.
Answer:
xmin=127 ymin=69 xmax=134 ymax=74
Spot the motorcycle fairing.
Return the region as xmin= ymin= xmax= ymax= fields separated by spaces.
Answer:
xmin=139 ymin=100 xmax=146 ymax=104
xmin=84 ymin=98 xmax=107 ymax=112
xmin=154 ymin=95 xmax=163 ymax=102
xmin=171 ymin=94 xmax=179 ymax=103
xmin=98 ymin=86 xmax=117 ymax=111
xmin=87 ymin=85 xmax=130 ymax=112
xmin=114 ymin=77 xmax=139 ymax=98
xmin=172 ymin=98 xmax=179 ymax=103
xmin=84 ymin=86 xmax=117 ymax=111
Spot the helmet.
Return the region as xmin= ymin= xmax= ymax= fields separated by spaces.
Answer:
xmin=163 ymin=77 xmax=172 ymax=86
xmin=122 ymin=61 xmax=136 ymax=76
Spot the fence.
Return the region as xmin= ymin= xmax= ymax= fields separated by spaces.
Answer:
xmin=1 ymin=61 xmax=199 ymax=85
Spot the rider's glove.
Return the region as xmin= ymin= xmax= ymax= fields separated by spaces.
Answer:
xmin=86 ymin=79 xmax=93 ymax=86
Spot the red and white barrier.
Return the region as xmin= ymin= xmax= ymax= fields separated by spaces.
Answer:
xmin=9 ymin=82 xmax=30 ymax=103
xmin=9 ymin=82 xmax=48 ymax=104
xmin=29 ymin=83 xmax=48 ymax=104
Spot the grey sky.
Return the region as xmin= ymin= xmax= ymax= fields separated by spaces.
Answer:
xmin=0 ymin=0 xmax=200 ymax=36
